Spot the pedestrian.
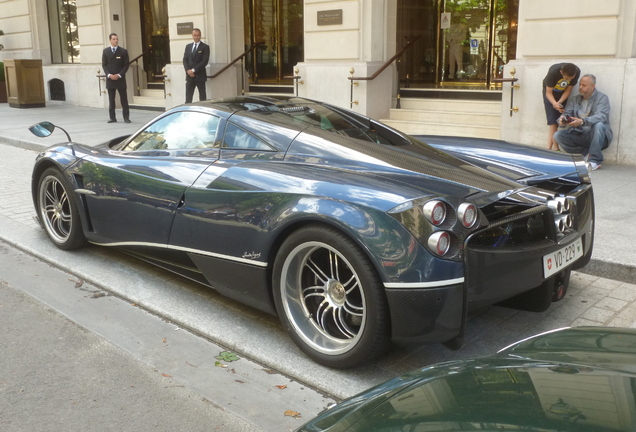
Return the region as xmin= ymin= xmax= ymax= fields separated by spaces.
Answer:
xmin=554 ymin=74 xmax=612 ymax=171
xmin=183 ymin=28 xmax=210 ymax=103
xmin=543 ymin=63 xmax=580 ymax=151
xmin=102 ymin=33 xmax=131 ymax=123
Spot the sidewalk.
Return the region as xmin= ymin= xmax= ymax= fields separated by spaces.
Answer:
xmin=1 ymin=101 xmax=633 ymax=283
xmin=2 ymin=102 xmax=636 ymax=401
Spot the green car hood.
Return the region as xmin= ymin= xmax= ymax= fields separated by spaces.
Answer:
xmin=298 ymin=327 xmax=636 ymax=432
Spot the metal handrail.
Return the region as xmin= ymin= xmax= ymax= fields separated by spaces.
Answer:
xmin=206 ymin=42 xmax=263 ymax=96
xmin=492 ymin=67 xmax=520 ymax=117
xmin=153 ymin=67 xmax=171 ymax=99
xmin=348 ymin=36 xmax=421 ymax=108
xmin=283 ymin=67 xmax=304 ymax=97
xmin=208 ymin=42 xmax=263 ymax=78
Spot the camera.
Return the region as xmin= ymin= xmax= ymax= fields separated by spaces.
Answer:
xmin=562 ymin=114 xmax=573 ymax=124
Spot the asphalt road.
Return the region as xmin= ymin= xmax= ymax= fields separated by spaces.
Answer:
xmin=0 ymin=240 xmax=333 ymax=431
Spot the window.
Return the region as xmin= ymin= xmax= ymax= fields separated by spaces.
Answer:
xmin=123 ymin=111 xmax=221 ymax=151
xmin=222 ymin=123 xmax=275 ymax=151
xmin=47 ymin=0 xmax=81 ymax=64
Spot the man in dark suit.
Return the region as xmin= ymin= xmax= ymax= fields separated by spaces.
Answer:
xmin=183 ymin=28 xmax=210 ymax=103
xmin=102 ymin=33 xmax=130 ymax=123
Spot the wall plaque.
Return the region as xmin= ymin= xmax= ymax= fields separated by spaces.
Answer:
xmin=177 ymin=22 xmax=194 ymax=35
xmin=317 ymin=9 xmax=343 ymax=26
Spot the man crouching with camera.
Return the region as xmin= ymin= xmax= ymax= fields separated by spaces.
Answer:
xmin=554 ymin=74 xmax=613 ymax=171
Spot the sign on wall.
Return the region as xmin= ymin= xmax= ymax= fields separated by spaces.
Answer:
xmin=177 ymin=22 xmax=194 ymax=35
xmin=317 ymin=10 xmax=343 ymax=26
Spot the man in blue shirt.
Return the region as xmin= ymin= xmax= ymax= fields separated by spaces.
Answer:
xmin=554 ymin=74 xmax=612 ymax=170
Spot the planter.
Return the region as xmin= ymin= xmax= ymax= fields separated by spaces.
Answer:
xmin=4 ymin=59 xmax=45 ymax=108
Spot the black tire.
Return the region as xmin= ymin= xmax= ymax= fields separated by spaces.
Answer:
xmin=37 ymin=167 xmax=86 ymax=250
xmin=272 ymin=224 xmax=391 ymax=368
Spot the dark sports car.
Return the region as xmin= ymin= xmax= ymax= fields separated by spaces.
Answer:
xmin=29 ymin=96 xmax=594 ymax=368
xmin=297 ymin=327 xmax=636 ymax=431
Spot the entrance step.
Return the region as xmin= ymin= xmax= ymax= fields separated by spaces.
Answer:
xmin=381 ymin=97 xmax=502 ymax=139
xmin=131 ymin=89 xmax=165 ymax=112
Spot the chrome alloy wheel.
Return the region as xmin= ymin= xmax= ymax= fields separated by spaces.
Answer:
xmin=39 ymin=174 xmax=73 ymax=244
xmin=280 ymin=241 xmax=366 ymax=356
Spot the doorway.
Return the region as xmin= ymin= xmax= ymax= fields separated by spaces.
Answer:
xmin=139 ymin=0 xmax=170 ymax=86
xmin=397 ymin=0 xmax=518 ymax=89
xmin=244 ymin=0 xmax=304 ymax=84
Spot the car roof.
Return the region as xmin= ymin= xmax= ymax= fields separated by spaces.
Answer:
xmin=190 ymin=95 xmax=321 ymax=115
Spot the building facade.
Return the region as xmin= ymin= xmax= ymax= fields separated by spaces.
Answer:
xmin=0 ymin=0 xmax=634 ymax=164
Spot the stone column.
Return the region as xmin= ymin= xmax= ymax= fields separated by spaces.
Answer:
xmin=296 ymin=0 xmax=397 ymax=120
xmin=166 ymin=0 xmax=242 ymax=108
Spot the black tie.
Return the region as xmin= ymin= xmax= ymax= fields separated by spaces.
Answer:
xmin=192 ymin=43 xmax=197 ymax=53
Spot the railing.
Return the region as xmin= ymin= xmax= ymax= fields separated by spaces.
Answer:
xmin=492 ymin=66 xmax=520 ymax=117
xmin=154 ymin=67 xmax=170 ymax=99
xmin=283 ymin=67 xmax=303 ymax=97
xmin=348 ymin=36 xmax=421 ymax=109
xmin=208 ymin=42 xmax=264 ymax=95
xmin=129 ymin=48 xmax=151 ymax=96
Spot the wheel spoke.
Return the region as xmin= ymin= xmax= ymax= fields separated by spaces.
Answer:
xmin=306 ymin=257 xmax=329 ymax=284
xmin=303 ymin=285 xmax=326 ymax=301
xmin=344 ymin=300 xmax=364 ymax=316
xmin=45 ymin=188 xmax=57 ymax=205
xmin=328 ymin=250 xmax=339 ymax=280
xmin=59 ymin=211 xmax=72 ymax=223
xmin=44 ymin=204 xmax=56 ymax=216
xmin=335 ymin=308 xmax=356 ymax=338
xmin=315 ymin=300 xmax=332 ymax=332
xmin=342 ymin=275 xmax=359 ymax=294
xmin=54 ymin=215 xmax=69 ymax=236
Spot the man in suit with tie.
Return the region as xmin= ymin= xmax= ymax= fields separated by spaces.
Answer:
xmin=183 ymin=28 xmax=210 ymax=103
xmin=102 ymin=33 xmax=130 ymax=123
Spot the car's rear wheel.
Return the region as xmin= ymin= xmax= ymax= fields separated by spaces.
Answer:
xmin=37 ymin=167 xmax=86 ymax=250
xmin=273 ymin=225 xmax=391 ymax=368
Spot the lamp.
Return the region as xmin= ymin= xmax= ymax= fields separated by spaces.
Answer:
xmin=497 ymin=29 xmax=507 ymax=44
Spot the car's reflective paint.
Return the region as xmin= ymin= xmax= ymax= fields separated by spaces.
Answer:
xmin=29 ymin=96 xmax=595 ymax=367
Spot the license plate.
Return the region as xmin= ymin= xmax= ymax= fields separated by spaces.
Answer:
xmin=543 ymin=238 xmax=584 ymax=278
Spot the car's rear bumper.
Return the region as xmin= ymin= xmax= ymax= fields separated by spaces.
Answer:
xmin=385 ymin=184 xmax=594 ymax=346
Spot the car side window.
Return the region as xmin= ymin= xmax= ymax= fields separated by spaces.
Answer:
xmin=123 ymin=111 xmax=220 ymax=151
xmin=222 ymin=122 xmax=274 ymax=151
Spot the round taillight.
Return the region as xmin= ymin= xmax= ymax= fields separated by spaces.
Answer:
xmin=428 ymin=231 xmax=451 ymax=256
xmin=458 ymin=203 xmax=478 ymax=228
xmin=423 ymin=200 xmax=446 ymax=226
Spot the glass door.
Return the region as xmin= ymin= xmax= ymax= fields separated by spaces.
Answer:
xmin=244 ymin=0 xmax=304 ymax=83
xmin=140 ymin=0 xmax=170 ymax=84
xmin=440 ymin=0 xmax=491 ymax=85
xmin=397 ymin=0 xmax=517 ymax=89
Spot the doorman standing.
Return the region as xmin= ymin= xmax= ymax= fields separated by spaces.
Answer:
xmin=102 ymin=33 xmax=131 ymax=123
xmin=183 ymin=28 xmax=210 ymax=103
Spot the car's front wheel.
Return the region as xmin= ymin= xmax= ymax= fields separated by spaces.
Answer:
xmin=37 ymin=167 xmax=86 ymax=250
xmin=273 ymin=225 xmax=391 ymax=368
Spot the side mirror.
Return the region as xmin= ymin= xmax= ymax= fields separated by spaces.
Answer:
xmin=29 ymin=121 xmax=56 ymax=138
xmin=28 ymin=121 xmax=72 ymax=142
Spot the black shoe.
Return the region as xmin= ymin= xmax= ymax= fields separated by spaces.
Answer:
xmin=124 ymin=119 xmax=131 ymax=123
xmin=107 ymin=119 xmax=117 ymax=123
